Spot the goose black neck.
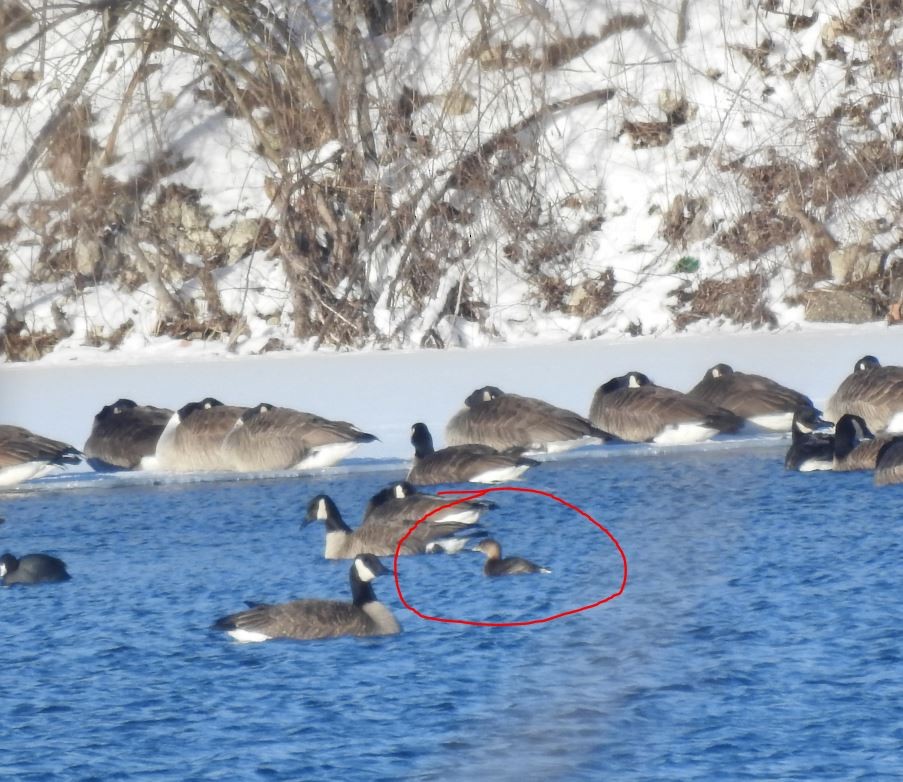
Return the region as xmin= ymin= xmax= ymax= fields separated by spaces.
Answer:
xmin=350 ymin=569 xmax=377 ymax=606
xmin=412 ymin=426 xmax=435 ymax=458
xmin=323 ymin=504 xmax=352 ymax=534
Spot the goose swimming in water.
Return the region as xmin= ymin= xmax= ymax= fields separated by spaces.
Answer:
xmin=1 ymin=552 xmax=70 ymax=585
xmin=832 ymin=414 xmax=888 ymax=472
xmin=473 ymin=539 xmax=550 ymax=576
xmin=824 ymin=356 xmax=903 ymax=433
xmin=784 ymin=407 xmax=834 ymax=472
xmin=221 ymin=403 xmax=376 ymax=471
xmin=84 ymin=399 xmax=173 ymax=471
xmin=446 ymin=386 xmax=612 ymax=454
xmin=303 ymin=494 xmax=482 ymax=559
xmin=212 ymin=554 xmax=400 ymax=642
xmin=589 ymin=372 xmax=743 ymax=444
xmin=686 ymin=363 xmax=814 ymax=432
xmin=361 ymin=480 xmax=496 ymax=528
xmin=0 ymin=425 xmax=82 ymax=487
xmin=143 ymin=398 xmax=245 ymax=471
xmin=875 ymin=436 xmax=903 ymax=486
xmin=407 ymin=422 xmax=538 ymax=485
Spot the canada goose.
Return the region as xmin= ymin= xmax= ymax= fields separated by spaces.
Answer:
xmin=446 ymin=386 xmax=612 ymax=454
xmin=1 ymin=552 xmax=70 ymax=585
xmin=221 ymin=403 xmax=376 ymax=471
xmin=589 ymin=372 xmax=743 ymax=444
xmin=144 ymin=398 xmax=245 ymax=471
xmin=875 ymin=436 xmax=903 ymax=485
xmin=473 ymin=539 xmax=550 ymax=576
xmin=83 ymin=399 xmax=173 ymax=471
xmin=0 ymin=425 xmax=82 ymax=487
xmin=303 ymin=494 xmax=482 ymax=559
xmin=832 ymin=414 xmax=887 ymax=471
xmin=687 ymin=363 xmax=814 ymax=432
xmin=212 ymin=554 xmax=400 ymax=642
xmin=825 ymin=356 xmax=903 ymax=433
xmin=784 ymin=407 xmax=834 ymax=472
xmin=407 ymin=422 xmax=538 ymax=485
xmin=361 ymin=480 xmax=495 ymax=528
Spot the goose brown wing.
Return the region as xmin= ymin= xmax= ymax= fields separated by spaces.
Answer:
xmin=835 ymin=437 xmax=885 ymax=471
xmin=84 ymin=407 xmax=172 ymax=469
xmin=875 ymin=437 xmax=903 ymax=485
xmin=591 ymin=386 xmax=740 ymax=441
xmin=408 ymin=445 xmax=535 ymax=484
xmin=242 ymin=407 xmax=374 ymax=447
xmin=0 ymin=426 xmax=81 ymax=468
xmin=168 ymin=405 xmax=245 ymax=469
xmin=447 ymin=395 xmax=603 ymax=450
xmin=222 ymin=409 xmax=310 ymax=470
xmin=689 ymin=374 xmax=812 ymax=417
xmin=827 ymin=378 xmax=903 ymax=431
xmin=361 ymin=492 xmax=487 ymax=527
xmin=215 ymin=599 xmax=375 ymax=639
xmin=351 ymin=516 xmax=474 ymax=555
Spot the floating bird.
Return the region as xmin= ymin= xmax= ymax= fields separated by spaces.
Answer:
xmin=361 ymin=480 xmax=495 ymax=528
xmin=446 ymin=386 xmax=612 ymax=454
xmin=143 ymin=398 xmax=245 ymax=471
xmin=0 ymin=425 xmax=82 ymax=487
xmin=784 ymin=407 xmax=834 ymax=472
xmin=221 ymin=403 xmax=376 ymax=471
xmin=1 ymin=552 xmax=70 ymax=585
xmin=84 ymin=398 xmax=173 ymax=471
xmin=832 ymin=414 xmax=887 ymax=472
xmin=212 ymin=554 xmax=400 ymax=642
xmin=875 ymin=436 xmax=903 ymax=486
xmin=589 ymin=372 xmax=743 ymax=444
xmin=473 ymin=539 xmax=550 ymax=576
xmin=303 ymin=494 xmax=482 ymax=559
xmin=686 ymin=363 xmax=814 ymax=432
xmin=825 ymin=355 xmax=903 ymax=433
xmin=407 ymin=422 xmax=538 ymax=485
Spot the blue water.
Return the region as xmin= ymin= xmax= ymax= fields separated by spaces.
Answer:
xmin=1 ymin=445 xmax=901 ymax=780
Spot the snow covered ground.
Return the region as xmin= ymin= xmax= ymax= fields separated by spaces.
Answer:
xmin=2 ymin=1 xmax=902 ymax=359
xmin=2 ymin=323 xmax=900 ymax=463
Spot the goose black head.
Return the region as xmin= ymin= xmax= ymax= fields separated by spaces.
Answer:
xmin=834 ymin=414 xmax=873 ymax=458
xmin=0 ymin=553 xmax=18 ymax=577
xmin=410 ymin=423 xmax=435 ymax=457
xmin=241 ymin=403 xmax=275 ymax=423
xmin=855 ymin=355 xmax=880 ymax=372
xmin=302 ymin=494 xmax=341 ymax=527
xmin=352 ymin=554 xmax=390 ymax=583
xmin=465 ymin=386 xmax=505 ymax=408
xmin=626 ymin=371 xmax=652 ymax=388
xmin=708 ymin=363 xmax=734 ymax=379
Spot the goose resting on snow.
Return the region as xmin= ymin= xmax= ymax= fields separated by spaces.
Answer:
xmin=0 ymin=425 xmax=82 ymax=487
xmin=221 ymin=402 xmax=376 ymax=471
xmin=84 ymin=398 xmax=173 ymax=471
xmin=446 ymin=386 xmax=612 ymax=454
xmin=589 ymin=372 xmax=743 ymax=444
xmin=687 ymin=363 xmax=814 ymax=432
xmin=407 ymin=422 xmax=538 ymax=485
xmin=824 ymin=355 xmax=903 ymax=434
xmin=145 ymin=398 xmax=245 ymax=471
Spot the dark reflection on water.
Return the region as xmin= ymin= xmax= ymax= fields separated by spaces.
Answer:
xmin=1 ymin=445 xmax=901 ymax=780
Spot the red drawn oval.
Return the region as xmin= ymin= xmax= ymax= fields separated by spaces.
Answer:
xmin=393 ymin=485 xmax=628 ymax=627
